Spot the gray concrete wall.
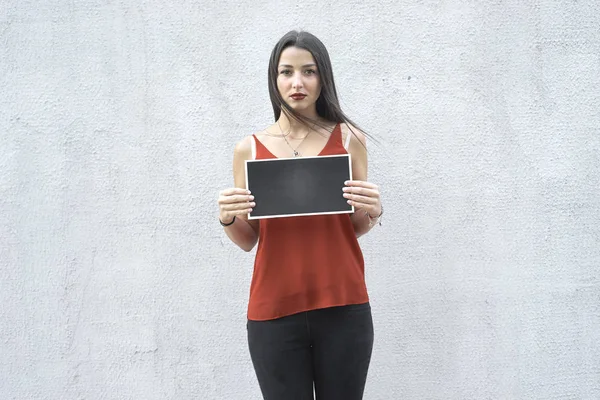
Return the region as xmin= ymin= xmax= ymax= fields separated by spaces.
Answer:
xmin=1 ymin=1 xmax=599 ymax=399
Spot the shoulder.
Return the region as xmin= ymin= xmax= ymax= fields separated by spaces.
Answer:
xmin=234 ymin=135 xmax=253 ymax=154
xmin=233 ymin=128 xmax=266 ymax=159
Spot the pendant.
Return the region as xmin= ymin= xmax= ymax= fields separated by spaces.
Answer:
xmin=293 ymin=150 xmax=299 ymax=157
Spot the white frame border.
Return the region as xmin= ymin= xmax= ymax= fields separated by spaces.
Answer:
xmin=245 ymin=153 xmax=354 ymax=220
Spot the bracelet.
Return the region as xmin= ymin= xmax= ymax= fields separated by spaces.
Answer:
xmin=367 ymin=205 xmax=383 ymax=227
xmin=219 ymin=216 xmax=236 ymax=227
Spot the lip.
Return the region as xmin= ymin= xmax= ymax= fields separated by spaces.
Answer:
xmin=290 ymin=94 xmax=307 ymax=100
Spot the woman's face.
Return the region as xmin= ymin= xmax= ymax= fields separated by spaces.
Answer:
xmin=276 ymin=46 xmax=321 ymax=115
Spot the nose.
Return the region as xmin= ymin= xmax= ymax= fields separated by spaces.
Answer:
xmin=292 ymin=72 xmax=303 ymax=90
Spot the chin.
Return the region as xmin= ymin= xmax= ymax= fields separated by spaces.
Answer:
xmin=286 ymin=102 xmax=315 ymax=113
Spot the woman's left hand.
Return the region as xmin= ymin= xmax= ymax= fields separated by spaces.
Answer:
xmin=342 ymin=180 xmax=381 ymax=218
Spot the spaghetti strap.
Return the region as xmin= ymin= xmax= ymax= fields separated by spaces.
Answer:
xmin=251 ymin=135 xmax=257 ymax=160
xmin=344 ymin=126 xmax=352 ymax=150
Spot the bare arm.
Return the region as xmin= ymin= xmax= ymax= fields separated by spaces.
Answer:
xmin=218 ymin=137 xmax=260 ymax=252
xmin=342 ymin=125 xmax=382 ymax=238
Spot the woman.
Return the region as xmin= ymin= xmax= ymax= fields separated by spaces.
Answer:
xmin=217 ymin=30 xmax=382 ymax=400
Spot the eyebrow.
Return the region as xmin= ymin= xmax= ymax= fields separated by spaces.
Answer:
xmin=278 ymin=64 xmax=317 ymax=68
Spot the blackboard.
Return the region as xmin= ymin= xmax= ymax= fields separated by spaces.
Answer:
xmin=245 ymin=154 xmax=354 ymax=219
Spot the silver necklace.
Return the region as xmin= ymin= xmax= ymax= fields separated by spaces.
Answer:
xmin=277 ymin=121 xmax=312 ymax=157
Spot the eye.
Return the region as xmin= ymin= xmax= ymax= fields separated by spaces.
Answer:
xmin=304 ymin=69 xmax=317 ymax=75
xmin=279 ymin=69 xmax=292 ymax=76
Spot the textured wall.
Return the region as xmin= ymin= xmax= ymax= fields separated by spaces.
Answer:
xmin=1 ymin=1 xmax=599 ymax=399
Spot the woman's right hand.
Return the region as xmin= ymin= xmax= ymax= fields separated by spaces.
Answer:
xmin=218 ymin=188 xmax=255 ymax=224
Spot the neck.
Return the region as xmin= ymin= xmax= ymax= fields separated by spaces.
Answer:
xmin=277 ymin=109 xmax=320 ymax=138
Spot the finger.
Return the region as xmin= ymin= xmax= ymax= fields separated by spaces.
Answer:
xmin=219 ymin=194 xmax=255 ymax=205
xmin=344 ymin=180 xmax=378 ymax=190
xmin=346 ymin=199 xmax=377 ymax=210
xmin=232 ymin=208 xmax=254 ymax=215
xmin=347 ymin=199 xmax=366 ymax=209
xmin=342 ymin=186 xmax=379 ymax=198
xmin=346 ymin=200 xmax=379 ymax=216
xmin=220 ymin=188 xmax=251 ymax=197
xmin=221 ymin=206 xmax=255 ymax=219
xmin=343 ymin=193 xmax=378 ymax=205
xmin=223 ymin=201 xmax=256 ymax=211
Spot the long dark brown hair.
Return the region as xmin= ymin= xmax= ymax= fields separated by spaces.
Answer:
xmin=267 ymin=30 xmax=377 ymax=145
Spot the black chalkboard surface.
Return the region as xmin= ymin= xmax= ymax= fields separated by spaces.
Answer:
xmin=245 ymin=154 xmax=354 ymax=219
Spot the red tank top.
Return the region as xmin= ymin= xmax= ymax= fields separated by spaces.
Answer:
xmin=247 ymin=123 xmax=369 ymax=321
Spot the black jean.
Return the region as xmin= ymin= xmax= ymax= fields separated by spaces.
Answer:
xmin=247 ymin=302 xmax=374 ymax=400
